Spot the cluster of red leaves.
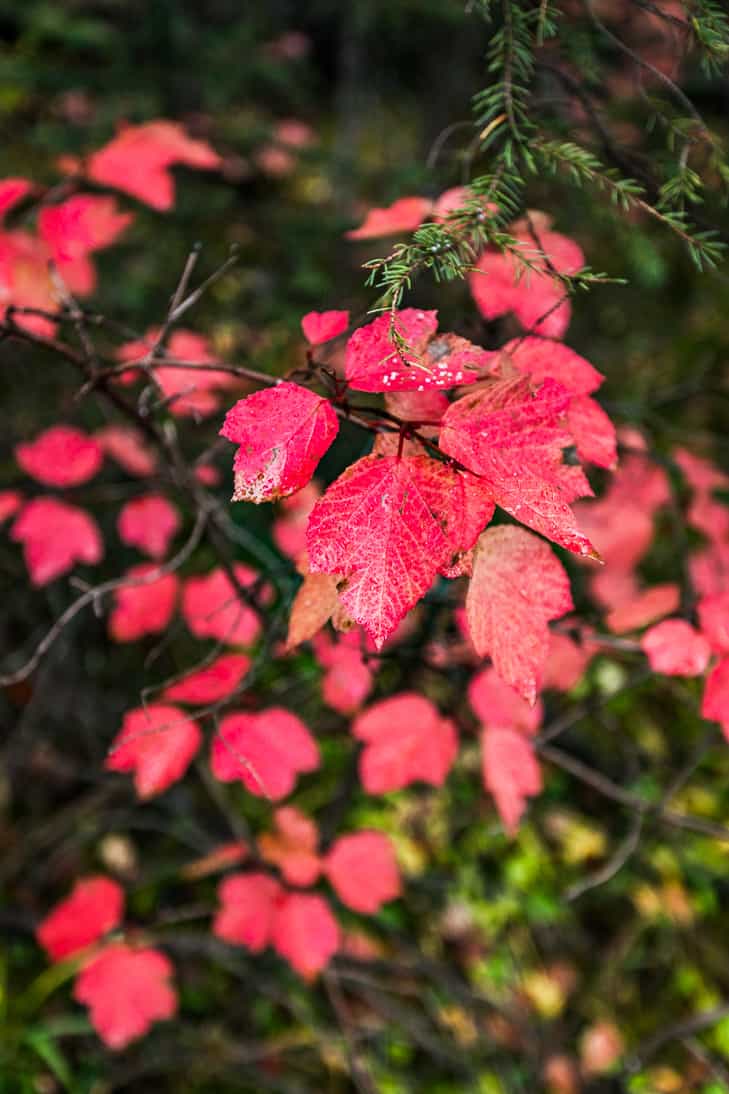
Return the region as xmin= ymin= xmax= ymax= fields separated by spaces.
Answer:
xmin=35 ymin=877 xmax=176 ymax=1050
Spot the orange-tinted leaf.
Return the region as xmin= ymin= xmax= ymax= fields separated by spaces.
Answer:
xmin=286 ymin=571 xmax=340 ymax=649
xmin=258 ymin=806 xmax=322 ymax=886
xmin=346 ymin=196 xmax=431 ymax=240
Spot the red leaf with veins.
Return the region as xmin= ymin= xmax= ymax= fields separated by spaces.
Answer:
xmin=12 ymin=497 xmax=103 ymax=586
xmin=36 ymin=877 xmax=124 ymax=962
xmin=325 ymin=831 xmax=401 ymax=914
xmin=345 ymin=309 xmax=485 ymax=392
xmin=213 ymin=872 xmax=283 ymax=951
xmin=220 ymin=382 xmax=338 ymax=502
xmin=73 ymin=944 xmax=177 ymax=1050
xmin=307 ymin=454 xmax=463 ymax=648
xmin=16 ymin=425 xmax=103 ymax=487
xmin=108 ymin=564 xmax=178 ymax=642
xmin=87 ymin=120 xmax=221 ymax=211
xmin=163 ymin=653 xmax=250 ymax=704
xmin=182 ymin=564 xmax=260 ymax=646
xmin=117 ymin=494 xmax=180 ymax=559
xmin=466 ymin=526 xmax=573 ymax=704
xmin=494 ymin=336 xmax=604 ymax=394
xmin=270 ymin=892 xmax=339 ymax=979
xmin=258 ymin=806 xmax=322 ymax=886
xmin=346 ymin=196 xmax=432 ymax=239
xmin=301 ymin=309 xmax=349 ymax=345
xmin=440 ymin=377 xmax=596 ymax=557
xmin=211 ymin=708 xmax=319 ymax=799
xmin=468 ymin=665 xmax=543 ymax=733
xmin=352 ymin=692 xmax=458 ymax=792
xmin=641 ymin=619 xmax=711 ymax=677
xmin=106 ymin=704 xmax=202 ymax=798
xmin=481 ymin=727 xmax=542 ymax=835
xmin=702 ymin=657 xmax=729 ymax=739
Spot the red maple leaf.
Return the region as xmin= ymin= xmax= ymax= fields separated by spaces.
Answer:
xmin=324 ymin=831 xmax=401 ymax=914
xmin=352 ymin=692 xmax=458 ymax=792
xmin=300 ymin=309 xmax=349 ymax=345
xmin=270 ymin=892 xmax=339 ymax=979
xmin=698 ymin=593 xmax=729 ymax=654
xmin=108 ymin=564 xmax=178 ymax=642
xmin=465 ymin=526 xmax=573 ymax=704
xmin=468 ymin=665 xmax=543 ymax=733
xmin=220 ymin=382 xmax=339 ymax=502
xmin=469 ymin=213 xmax=584 ymax=338
xmin=346 ymin=196 xmax=432 ymax=240
xmin=345 ymin=309 xmax=489 ymax=392
xmin=87 ymin=120 xmax=221 ymax=211
xmin=36 ymin=877 xmax=124 ymax=962
xmin=106 ymin=704 xmax=202 ymax=798
xmin=307 ymin=454 xmax=467 ymax=647
xmin=313 ymin=630 xmax=374 ymax=714
xmin=0 ymin=489 xmax=23 ymax=524
xmin=95 ymin=425 xmax=158 ymax=477
xmin=214 ymin=872 xmax=283 ymax=951
xmin=481 ymin=727 xmax=542 ymax=835
xmin=702 ymin=657 xmax=729 ymax=739
xmin=182 ymin=564 xmax=261 ymax=646
xmin=117 ymin=494 xmax=180 ymax=560
xmin=73 ymin=943 xmax=177 ymax=1050
xmin=162 ymin=653 xmax=250 ymax=704
xmin=440 ymin=377 xmax=596 ymax=557
xmin=211 ymin=708 xmax=319 ymax=799
xmin=641 ymin=619 xmax=711 ymax=677
xmin=0 ymin=177 xmax=33 ymax=218
xmin=11 ymin=497 xmax=103 ymax=586
xmin=605 ymin=583 xmax=680 ymax=634
xmin=38 ymin=195 xmax=133 ymax=295
xmin=15 ymin=425 xmax=103 ymax=487
xmin=258 ymin=806 xmax=322 ymax=886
